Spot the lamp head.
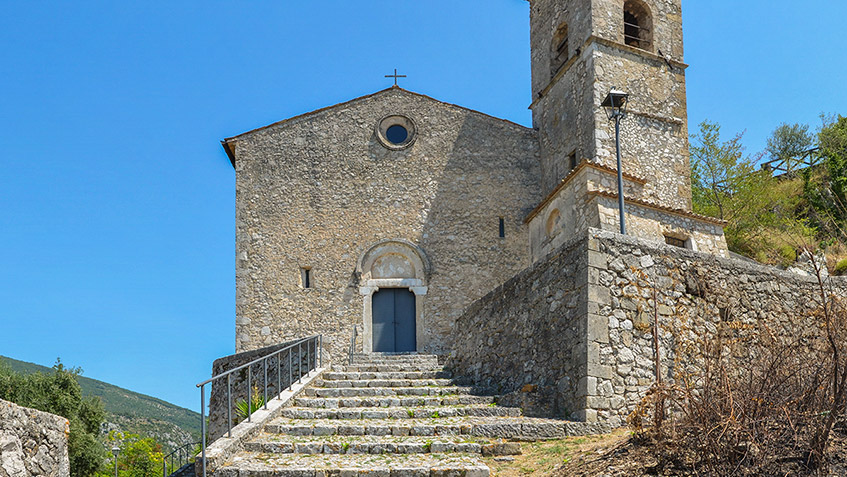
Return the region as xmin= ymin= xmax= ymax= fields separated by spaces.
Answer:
xmin=111 ymin=446 xmax=120 ymax=457
xmin=601 ymin=88 xmax=629 ymax=120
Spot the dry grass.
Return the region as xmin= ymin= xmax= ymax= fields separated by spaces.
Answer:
xmin=483 ymin=430 xmax=627 ymax=476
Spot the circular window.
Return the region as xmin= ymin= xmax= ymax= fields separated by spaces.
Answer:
xmin=385 ymin=125 xmax=408 ymax=145
xmin=376 ymin=115 xmax=417 ymax=150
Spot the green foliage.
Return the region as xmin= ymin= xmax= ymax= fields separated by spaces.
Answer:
xmin=0 ymin=360 xmax=107 ymax=477
xmin=777 ymin=244 xmax=797 ymax=266
xmin=804 ymin=115 xmax=847 ymax=239
xmin=690 ymin=120 xmax=811 ymax=259
xmin=0 ymin=355 xmax=200 ymax=450
xmin=766 ymin=122 xmax=814 ymax=173
xmin=96 ymin=431 xmax=166 ymax=477
xmin=234 ymin=388 xmax=266 ymax=421
xmin=835 ymin=259 xmax=847 ymax=276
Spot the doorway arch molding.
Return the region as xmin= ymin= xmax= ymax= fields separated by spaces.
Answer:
xmin=357 ymin=240 xmax=429 ymax=353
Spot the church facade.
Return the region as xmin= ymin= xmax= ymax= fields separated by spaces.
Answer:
xmin=223 ymin=0 xmax=727 ymax=361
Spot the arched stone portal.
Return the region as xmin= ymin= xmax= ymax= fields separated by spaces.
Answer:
xmin=357 ymin=240 xmax=429 ymax=353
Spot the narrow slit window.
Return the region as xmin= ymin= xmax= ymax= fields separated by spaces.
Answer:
xmin=498 ymin=218 xmax=506 ymax=238
xmin=301 ymin=267 xmax=312 ymax=288
xmin=568 ymin=152 xmax=578 ymax=171
xmin=550 ymin=22 xmax=570 ymax=77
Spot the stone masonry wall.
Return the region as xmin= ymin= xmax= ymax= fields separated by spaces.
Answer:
xmin=451 ymin=229 xmax=847 ymax=426
xmin=585 ymin=230 xmax=847 ymax=427
xmin=232 ymin=87 xmax=540 ymax=361
xmin=447 ymin=236 xmax=591 ymax=420
xmin=0 ymin=398 xmax=69 ymax=477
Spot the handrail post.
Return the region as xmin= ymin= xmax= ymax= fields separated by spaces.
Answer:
xmin=319 ymin=335 xmax=322 ymax=368
xmin=263 ymin=358 xmax=268 ymax=410
xmin=288 ymin=348 xmax=292 ymax=388
xmin=276 ymin=350 xmax=281 ymax=400
xmin=227 ymin=374 xmax=232 ymax=437
xmin=247 ymin=368 xmax=252 ymax=422
xmin=307 ymin=339 xmax=311 ymax=376
xmin=298 ymin=342 xmax=303 ymax=383
xmin=200 ymin=384 xmax=206 ymax=477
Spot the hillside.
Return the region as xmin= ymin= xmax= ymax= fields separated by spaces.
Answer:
xmin=0 ymin=355 xmax=200 ymax=452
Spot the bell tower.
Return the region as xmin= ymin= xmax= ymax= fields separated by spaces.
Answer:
xmin=528 ymin=0 xmax=690 ymax=209
xmin=525 ymin=0 xmax=728 ymax=261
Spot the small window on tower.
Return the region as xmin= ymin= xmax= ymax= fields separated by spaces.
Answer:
xmin=550 ymin=22 xmax=570 ymax=78
xmin=499 ymin=217 xmax=506 ymax=238
xmin=300 ymin=267 xmax=312 ymax=289
xmin=568 ymin=151 xmax=578 ymax=171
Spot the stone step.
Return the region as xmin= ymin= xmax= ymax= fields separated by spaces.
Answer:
xmin=264 ymin=416 xmax=568 ymax=439
xmin=322 ymin=371 xmax=453 ymax=381
xmin=293 ymin=395 xmax=496 ymax=409
xmin=277 ymin=406 xmax=522 ymax=420
xmin=304 ymin=386 xmax=474 ymax=398
xmin=218 ymin=452 xmax=489 ymax=476
xmin=349 ymin=359 xmax=440 ymax=366
xmin=332 ymin=365 xmax=444 ymax=373
xmin=245 ymin=435 xmax=486 ymax=455
xmin=314 ymin=378 xmax=455 ymax=388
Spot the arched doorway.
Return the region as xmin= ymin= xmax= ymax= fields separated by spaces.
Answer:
xmin=357 ymin=240 xmax=429 ymax=353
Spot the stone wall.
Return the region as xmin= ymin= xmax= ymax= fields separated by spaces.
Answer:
xmin=447 ymin=236 xmax=591 ymax=419
xmin=450 ymin=229 xmax=847 ymax=426
xmin=208 ymin=339 xmax=319 ymax=440
xmin=230 ymin=87 xmax=540 ymax=360
xmin=586 ymin=230 xmax=847 ymax=426
xmin=0 ymin=399 xmax=69 ymax=477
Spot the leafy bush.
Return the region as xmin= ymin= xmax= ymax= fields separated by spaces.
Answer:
xmin=96 ymin=431 xmax=165 ymax=477
xmin=777 ymin=244 xmax=797 ymax=265
xmin=234 ymin=388 xmax=266 ymax=422
xmin=835 ymin=258 xmax=847 ymax=275
xmin=0 ymin=360 xmax=107 ymax=477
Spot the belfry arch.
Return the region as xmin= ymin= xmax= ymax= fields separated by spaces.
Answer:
xmin=357 ymin=240 xmax=429 ymax=353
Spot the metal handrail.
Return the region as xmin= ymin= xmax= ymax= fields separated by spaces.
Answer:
xmin=196 ymin=334 xmax=322 ymax=477
xmin=348 ymin=325 xmax=358 ymax=365
xmin=162 ymin=441 xmax=198 ymax=477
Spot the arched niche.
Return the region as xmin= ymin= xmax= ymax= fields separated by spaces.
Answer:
xmin=356 ymin=240 xmax=430 ymax=354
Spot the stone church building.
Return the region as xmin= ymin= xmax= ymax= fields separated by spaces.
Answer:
xmin=222 ymin=0 xmax=727 ymax=362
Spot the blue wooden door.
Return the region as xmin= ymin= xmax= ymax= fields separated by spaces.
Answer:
xmin=372 ymin=288 xmax=416 ymax=352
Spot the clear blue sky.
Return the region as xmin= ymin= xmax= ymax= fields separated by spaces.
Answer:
xmin=1 ymin=1 xmax=844 ymax=413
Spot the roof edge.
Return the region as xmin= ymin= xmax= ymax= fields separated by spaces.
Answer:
xmin=221 ymin=86 xmax=533 ymax=146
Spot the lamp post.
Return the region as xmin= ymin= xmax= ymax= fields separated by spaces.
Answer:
xmin=111 ymin=446 xmax=120 ymax=477
xmin=601 ymin=88 xmax=629 ymax=235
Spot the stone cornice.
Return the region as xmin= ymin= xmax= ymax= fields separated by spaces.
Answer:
xmin=587 ymin=190 xmax=727 ymax=226
xmin=529 ymin=35 xmax=688 ymax=110
xmin=524 ymin=161 xmax=648 ymax=224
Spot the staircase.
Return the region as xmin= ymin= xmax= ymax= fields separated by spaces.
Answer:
xmin=214 ymin=353 xmax=596 ymax=476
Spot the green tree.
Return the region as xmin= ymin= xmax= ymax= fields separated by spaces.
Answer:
xmin=0 ymin=360 xmax=107 ymax=477
xmin=97 ymin=431 xmax=166 ymax=477
xmin=804 ymin=115 xmax=847 ymax=239
xmin=690 ymin=120 xmax=810 ymax=260
xmin=765 ymin=122 xmax=814 ymax=173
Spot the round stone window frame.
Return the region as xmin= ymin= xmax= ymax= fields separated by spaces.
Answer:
xmin=376 ymin=115 xmax=417 ymax=150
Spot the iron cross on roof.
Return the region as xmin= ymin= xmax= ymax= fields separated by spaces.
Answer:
xmin=385 ymin=69 xmax=407 ymax=86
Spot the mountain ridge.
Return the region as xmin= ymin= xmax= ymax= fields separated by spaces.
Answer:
xmin=0 ymin=355 xmax=200 ymax=452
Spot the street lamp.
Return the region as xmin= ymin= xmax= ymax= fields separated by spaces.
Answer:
xmin=601 ymin=88 xmax=629 ymax=235
xmin=111 ymin=446 xmax=120 ymax=477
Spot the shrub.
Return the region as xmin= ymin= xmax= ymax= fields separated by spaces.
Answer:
xmin=630 ymin=277 xmax=847 ymax=475
xmin=835 ymin=258 xmax=847 ymax=275
xmin=234 ymin=387 xmax=266 ymax=422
